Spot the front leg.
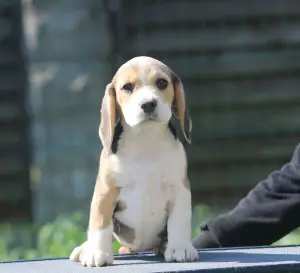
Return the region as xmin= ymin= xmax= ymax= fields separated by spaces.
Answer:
xmin=164 ymin=178 xmax=199 ymax=262
xmin=70 ymin=169 xmax=119 ymax=267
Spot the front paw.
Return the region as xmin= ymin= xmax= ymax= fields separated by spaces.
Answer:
xmin=70 ymin=241 xmax=113 ymax=267
xmin=164 ymin=243 xmax=199 ymax=262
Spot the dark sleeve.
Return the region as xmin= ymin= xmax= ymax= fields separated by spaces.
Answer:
xmin=193 ymin=143 xmax=300 ymax=248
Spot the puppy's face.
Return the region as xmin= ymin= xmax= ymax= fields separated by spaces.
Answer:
xmin=114 ymin=58 xmax=174 ymax=126
xmin=99 ymin=56 xmax=192 ymax=152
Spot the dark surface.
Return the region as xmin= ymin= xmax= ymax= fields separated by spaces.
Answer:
xmin=1 ymin=246 xmax=300 ymax=272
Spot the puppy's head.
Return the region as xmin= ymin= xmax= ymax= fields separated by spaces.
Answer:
xmin=99 ymin=56 xmax=192 ymax=152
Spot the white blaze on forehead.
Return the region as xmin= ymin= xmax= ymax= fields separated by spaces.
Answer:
xmin=141 ymin=64 xmax=149 ymax=86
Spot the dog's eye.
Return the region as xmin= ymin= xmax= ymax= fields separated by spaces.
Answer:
xmin=122 ymin=83 xmax=134 ymax=93
xmin=156 ymin=79 xmax=168 ymax=90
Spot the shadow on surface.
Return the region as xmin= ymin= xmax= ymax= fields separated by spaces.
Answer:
xmin=200 ymin=251 xmax=300 ymax=264
xmin=114 ymin=253 xmax=166 ymax=266
xmin=113 ymin=250 xmax=300 ymax=266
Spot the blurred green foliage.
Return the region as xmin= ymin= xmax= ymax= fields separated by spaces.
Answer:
xmin=0 ymin=212 xmax=120 ymax=261
xmin=0 ymin=206 xmax=299 ymax=261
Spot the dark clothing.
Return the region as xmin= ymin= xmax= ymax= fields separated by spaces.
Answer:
xmin=193 ymin=143 xmax=300 ymax=248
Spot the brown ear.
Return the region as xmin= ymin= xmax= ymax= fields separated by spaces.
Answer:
xmin=171 ymin=73 xmax=192 ymax=144
xmin=99 ymin=83 xmax=117 ymax=152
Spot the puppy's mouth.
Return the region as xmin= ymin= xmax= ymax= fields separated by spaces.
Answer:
xmin=142 ymin=113 xmax=158 ymax=122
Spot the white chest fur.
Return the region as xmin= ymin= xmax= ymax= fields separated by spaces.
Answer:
xmin=109 ymin=122 xmax=187 ymax=250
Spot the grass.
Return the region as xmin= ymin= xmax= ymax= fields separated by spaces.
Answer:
xmin=0 ymin=206 xmax=299 ymax=261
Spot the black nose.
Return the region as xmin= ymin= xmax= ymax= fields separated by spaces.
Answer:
xmin=141 ymin=100 xmax=157 ymax=114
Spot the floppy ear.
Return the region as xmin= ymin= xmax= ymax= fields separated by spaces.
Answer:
xmin=99 ymin=83 xmax=118 ymax=152
xmin=171 ymin=72 xmax=192 ymax=144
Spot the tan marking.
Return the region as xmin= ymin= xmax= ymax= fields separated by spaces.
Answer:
xmin=164 ymin=84 xmax=174 ymax=106
xmin=114 ymin=66 xmax=140 ymax=109
xmin=148 ymin=70 xmax=174 ymax=106
xmin=115 ymin=66 xmax=140 ymax=90
xmin=88 ymin=152 xmax=120 ymax=231
xmin=118 ymin=246 xmax=134 ymax=254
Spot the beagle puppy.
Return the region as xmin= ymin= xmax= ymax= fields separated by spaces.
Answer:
xmin=69 ymin=56 xmax=198 ymax=267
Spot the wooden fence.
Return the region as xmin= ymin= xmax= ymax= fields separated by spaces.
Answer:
xmin=119 ymin=0 xmax=300 ymax=205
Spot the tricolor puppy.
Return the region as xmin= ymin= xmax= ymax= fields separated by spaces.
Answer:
xmin=69 ymin=56 xmax=198 ymax=267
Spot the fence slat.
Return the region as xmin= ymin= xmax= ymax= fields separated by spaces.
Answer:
xmin=187 ymin=135 xmax=298 ymax=165
xmin=186 ymin=78 xmax=300 ymax=108
xmin=190 ymin=106 xmax=300 ymax=139
xmin=127 ymin=0 xmax=300 ymax=26
xmin=161 ymin=50 xmax=300 ymax=80
xmin=129 ymin=24 xmax=300 ymax=54
xmin=189 ymin=162 xmax=285 ymax=190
